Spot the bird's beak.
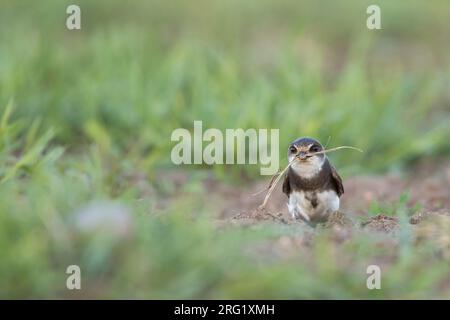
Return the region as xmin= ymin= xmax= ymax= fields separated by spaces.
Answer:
xmin=297 ymin=151 xmax=308 ymax=160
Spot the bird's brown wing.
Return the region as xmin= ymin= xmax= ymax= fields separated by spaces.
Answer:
xmin=282 ymin=172 xmax=291 ymax=197
xmin=330 ymin=165 xmax=344 ymax=197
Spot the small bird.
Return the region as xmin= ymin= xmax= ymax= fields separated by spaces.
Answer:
xmin=282 ymin=137 xmax=344 ymax=225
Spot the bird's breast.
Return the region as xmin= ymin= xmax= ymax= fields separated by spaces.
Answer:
xmin=288 ymin=189 xmax=340 ymax=222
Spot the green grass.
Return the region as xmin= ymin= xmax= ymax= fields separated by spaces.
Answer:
xmin=367 ymin=193 xmax=422 ymax=218
xmin=0 ymin=0 xmax=450 ymax=298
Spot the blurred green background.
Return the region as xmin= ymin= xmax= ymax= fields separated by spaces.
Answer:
xmin=0 ymin=0 xmax=449 ymax=298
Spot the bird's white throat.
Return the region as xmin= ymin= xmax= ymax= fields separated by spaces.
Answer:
xmin=289 ymin=155 xmax=325 ymax=179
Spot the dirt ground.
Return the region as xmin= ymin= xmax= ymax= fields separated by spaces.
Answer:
xmin=153 ymin=159 xmax=450 ymax=240
xmin=203 ymin=159 xmax=450 ymax=266
xmin=146 ymin=159 xmax=450 ymax=292
xmin=209 ymin=159 xmax=448 ymax=217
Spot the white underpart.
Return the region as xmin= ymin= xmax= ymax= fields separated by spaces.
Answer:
xmin=288 ymin=154 xmax=325 ymax=179
xmin=287 ymin=190 xmax=340 ymax=222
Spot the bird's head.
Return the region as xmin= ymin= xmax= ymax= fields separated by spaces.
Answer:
xmin=287 ymin=137 xmax=326 ymax=178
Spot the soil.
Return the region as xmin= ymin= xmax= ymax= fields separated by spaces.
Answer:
xmin=209 ymin=159 xmax=450 ymax=270
xmin=150 ymin=159 xmax=450 ymax=260
xmin=216 ymin=159 xmax=450 ymax=224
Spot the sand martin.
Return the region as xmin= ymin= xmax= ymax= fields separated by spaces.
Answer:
xmin=282 ymin=137 xmax=344 ymax=225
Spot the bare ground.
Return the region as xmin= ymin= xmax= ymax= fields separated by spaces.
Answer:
xmin=149 ymin=160 xmax=450 ymax=261
xmin=215 ymin=159 xmax=450 ymax=223
xmin=200 ymin=160 xmax=450 ymax=266
xmin=143 ymin=160 xmax=450 ymax=296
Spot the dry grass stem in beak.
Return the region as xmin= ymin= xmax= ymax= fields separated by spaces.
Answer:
xmin=310 ymin=145 xmax=364 ymax=156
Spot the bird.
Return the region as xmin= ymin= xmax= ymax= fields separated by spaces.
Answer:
xmin=282 ymin=137 xmax=344 ymax=225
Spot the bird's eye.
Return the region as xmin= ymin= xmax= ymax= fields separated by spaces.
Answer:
xmin=310 ymin=145 xmax=321 ymax=153
xmin=289 ymin=146 xmax=297 ymax=153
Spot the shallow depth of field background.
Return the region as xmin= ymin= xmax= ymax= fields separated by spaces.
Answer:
xmin=0 ymin=0 xmax=449 ymax=298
